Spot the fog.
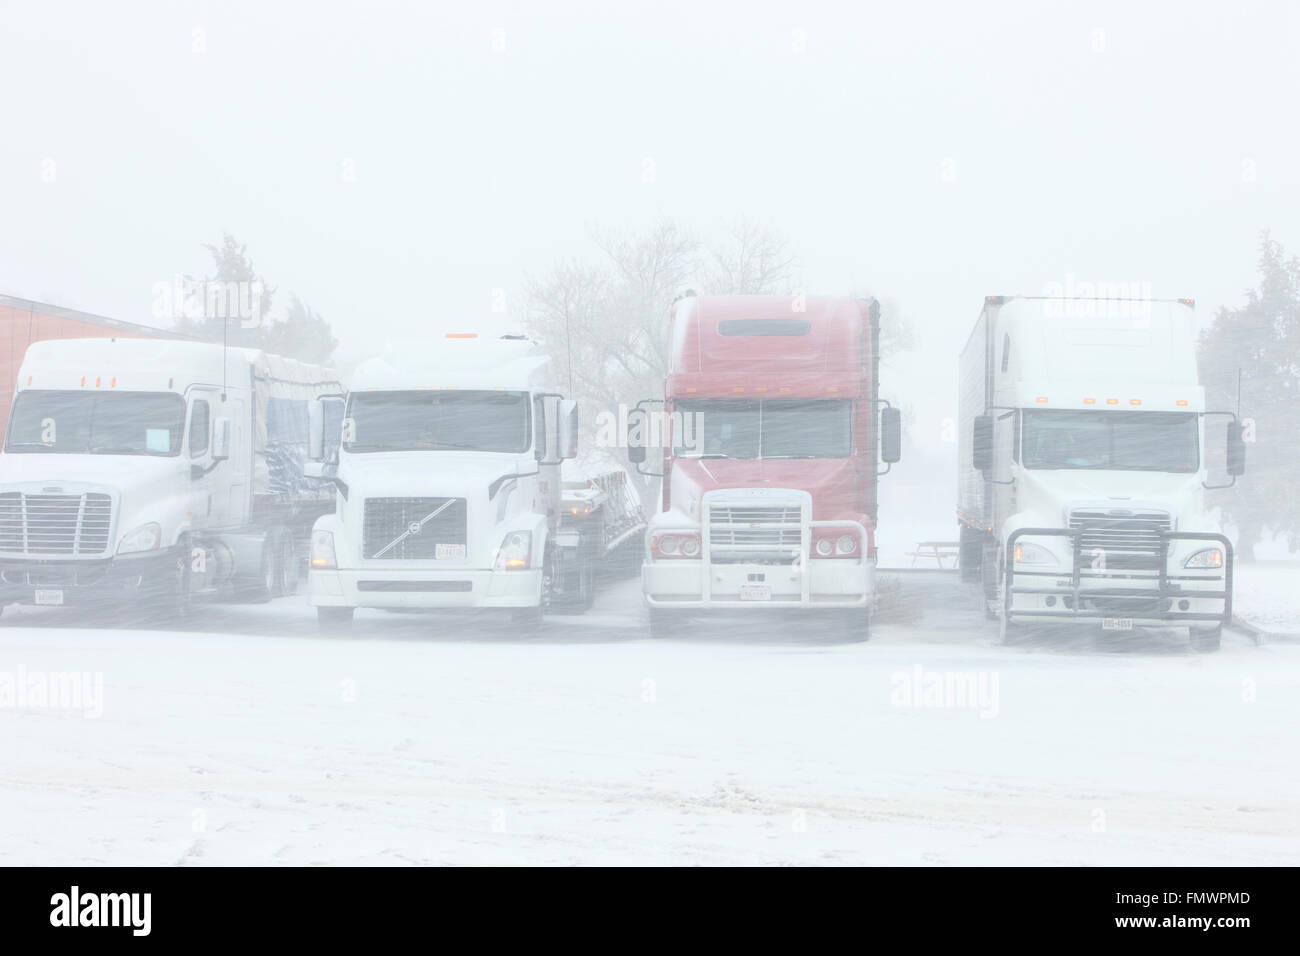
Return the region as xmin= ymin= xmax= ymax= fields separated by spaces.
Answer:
xmin=0 ymin=1 xmax=1297 ymax=874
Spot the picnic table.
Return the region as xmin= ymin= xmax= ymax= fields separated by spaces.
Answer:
xmin=907 ymin=540 xmax=960 ymax=569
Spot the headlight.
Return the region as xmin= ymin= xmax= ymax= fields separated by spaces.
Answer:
xmin=651 ymin=532 xmax=699 ymax=558
xmin=1184 ymin=548 xmax=1223 ymax=569
xmin=835 ymin=534 xmax=858 ymax=555
xmin=494 ymin=531 xmax=532 ymax=570
xmin=310 ymin=529 xmax=337 ymax=569
xmin=815 ymin=538 xmax=833 ymax=557
xmin=1013 ymin=541 xmax=1056 ymax=566
xmin=117 ymin=522 xmax=161 ymax=555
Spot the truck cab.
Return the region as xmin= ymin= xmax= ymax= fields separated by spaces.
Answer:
xmin=632 ymin=295 xmax=901 ymax=639
xmin=958 ymin=296 xmax=1244 ymax=651
xmin=306 ymin=334 xmax=583 ymax=632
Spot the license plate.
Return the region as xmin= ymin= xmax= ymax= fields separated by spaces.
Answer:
xmin=740 ymin=584 xmax=771 ymax=602
xmin=1102 ymin=617 xmax=1133 ymax=631
xmin=435 ymin=544 xmax=466 ymax=560
xmin=34 ymin=589 xmax=64 ymax=606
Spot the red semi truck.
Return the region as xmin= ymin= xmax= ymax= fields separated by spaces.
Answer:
xmin=629 ymin=294 xmax=901 ymax=638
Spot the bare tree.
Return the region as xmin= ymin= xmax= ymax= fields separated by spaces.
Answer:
xmin=522 ymin=218 xmax=799 ymax=508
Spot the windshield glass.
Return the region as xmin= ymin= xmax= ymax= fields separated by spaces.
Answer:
xmin=5 ymin=390 xmax=186 ymax=456
xmin=1021 ymin=409 xmax=1198 ymax=472
xmin=345 ymin=390 xmax=531 ymax=453
xmin=674 ymin=399 xmax=852 ymax=459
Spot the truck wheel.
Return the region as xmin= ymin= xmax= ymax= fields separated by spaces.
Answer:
xmin=318 ymin=607 xmax=354 ymax=636
xmin=981 ymin=542 xmax=1000 ymax=619
xmin=959 ymin=526 xmax=983 ymax=584
xmin=1190 ymin=625 xmax=1222 ymax=653
xmin=281 ymin=538 xmax=299 ymax=596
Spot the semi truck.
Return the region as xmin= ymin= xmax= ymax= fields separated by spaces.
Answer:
xmin=630 ymin=294 xmax=902 ymax=639
xmin=0 ymin=337 xmax=343 ymax=617
xmin=957 ymin=295 xmax=1245 ymax=651
xmin=304 ymin=333 xmax=644 ymax=633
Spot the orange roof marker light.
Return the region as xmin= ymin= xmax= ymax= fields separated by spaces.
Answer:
xmin=1176 ymin=399 xmax=1189 ymax=406
xmin=1129 ymin=399 xmax=1142 ymax=406
xmin=826 ymin=386 xmax=841 ymax=393
xmin=1035 ymin=396 xmax=1048 ymax=404
xmin=1106 ymin=398 xmax=1119 ymax=405
xmin=1083 ymin=397 xmax=1096 ymax=405
xmin=445 ymin=333 xmax=477 ymax=339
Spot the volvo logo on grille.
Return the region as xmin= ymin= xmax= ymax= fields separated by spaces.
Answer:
xmin=407 ymin=521 xmax=423 ymax=535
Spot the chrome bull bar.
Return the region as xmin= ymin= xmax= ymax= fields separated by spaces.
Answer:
xmin=1004 ymin=527 xmax=1232 ymax=624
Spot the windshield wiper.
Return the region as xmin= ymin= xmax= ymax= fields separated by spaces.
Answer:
xmin=4 ymin=442 xmax=61 ymax=451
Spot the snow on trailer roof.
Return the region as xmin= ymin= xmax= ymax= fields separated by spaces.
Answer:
xmin=349 ymin=334 xmax=554 ymax=393
xmin=17 ymin=338 xmax=341 ymax=392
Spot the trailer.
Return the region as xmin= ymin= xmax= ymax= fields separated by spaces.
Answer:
xmin=305 ymin=334 xmax=643 ymax=633
xmin=957 ymin=295 xmax=1245 ymax=651
xmin=0 ymin=337 xmax=343 ymax=616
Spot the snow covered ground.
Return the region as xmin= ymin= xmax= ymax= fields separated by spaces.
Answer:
xmin=1 ymin=573 xmax=1297 ymax=866
xmin=1233 ymin=562 xmax=1300 ymax=635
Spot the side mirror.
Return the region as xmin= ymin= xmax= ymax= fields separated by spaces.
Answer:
xmin=1227 ymin=422 xmax=1246 ymax=476
xmin=880 ymin=406 xmax=901 ymax=464
xmin=557 ymin=399 xmax=579 ymax=460
xmin=626 ymin=407 xmax=647 ymax=464
xmin=308 ymin=399 xmax=326 ymax=461
xmin=972 ymin=414 xmax=993 ymax=473
xmin=211 ymin=417 xmax=231 ymax=462
xmin=304 ymin=461 xmax=333 ymax=480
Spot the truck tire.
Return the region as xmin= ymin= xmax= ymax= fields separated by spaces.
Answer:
xmin=1190 ymin=625 xmax=1222 ymax=653
xmin=959 ymin=525 xmax=983 ymax=584
xmin=981 ymin=541 xmax=1001 ymax=619
xmin=281 ymin=538 xmax=299 ymax=596
xmin=318 ymin=606 xmax=354 ymax=635
xmin=248 ymin=531 xmax=292 ymax=602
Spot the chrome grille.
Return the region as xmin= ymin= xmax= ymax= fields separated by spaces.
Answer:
xmin=708 ymin=504 xmax=803 ymax=550
xmin=0 ymin=492 xmax=112 ymax=556
xmin=1069 ymin=509 xmax=1171 ymax=570
xmin=363 ymin=497 xmax=467 ymax=560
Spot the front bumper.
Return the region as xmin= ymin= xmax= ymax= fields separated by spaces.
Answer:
xmin=643 ymin=521 xmax=875 ymax=610
xmin=1004 ymin=528 xmax=1232 ymax=625
xmin=309 ymin=567 xmax=543 ymax=609
xmin=0 ymin=548 xmax=185 ymax=608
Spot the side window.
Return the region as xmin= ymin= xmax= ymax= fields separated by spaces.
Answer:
xmin=1001 ymin=333 xmax=1011 ymax=373
xmin=189 ymin=399 xmax=210 ymax=458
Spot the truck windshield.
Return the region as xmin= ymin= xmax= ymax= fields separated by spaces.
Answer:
xmin=345 ymin=390 xmax=531 ymax=453
xmin=4 ymin=390 xmax=185 ymax=456
xmin=1021 ymin=409 xmax=1198 ymax=472
xmin=674 ymin=399 xmax=852 ymax=459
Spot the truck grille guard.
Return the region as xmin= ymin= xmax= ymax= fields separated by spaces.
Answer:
xmin=1004 ymin=527 xmax=1232 ymax=624
xmin=683 ymin=518 xmax=870 ymax=608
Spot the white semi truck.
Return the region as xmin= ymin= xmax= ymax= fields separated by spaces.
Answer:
xmin=305 ymin=334 xmax=643 ymax=633
xmin=958 ymin=296 xmax=1245 ymax=651
xmin=0 ymin=338 xmax=342 ymax=617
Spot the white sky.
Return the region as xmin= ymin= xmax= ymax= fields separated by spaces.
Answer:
xmin=2 ymin=0 xmax=1297 ymax=469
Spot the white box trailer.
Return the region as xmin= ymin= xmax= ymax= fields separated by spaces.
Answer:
xmin=957 ymin=296 xmax=1245 ymax=651
xmin=305 ymin=334 xmax=643 ymax=634
xmin=0 ymin=338 xmax=343 ymax=616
